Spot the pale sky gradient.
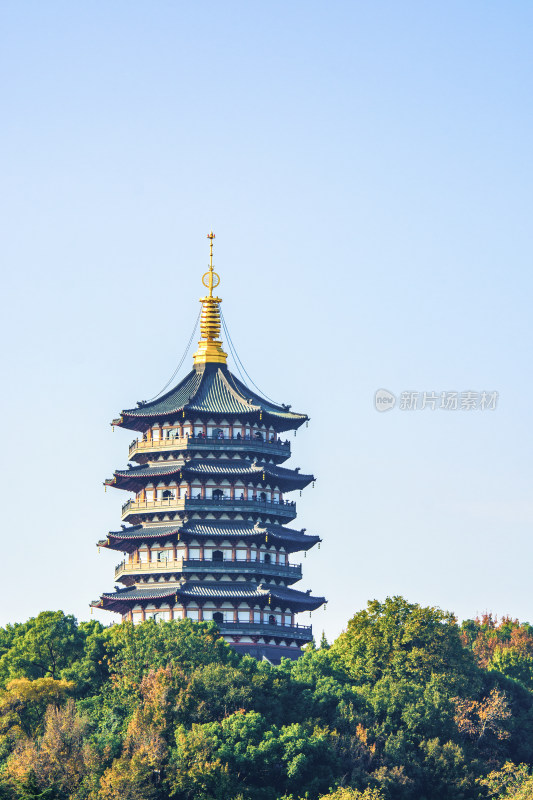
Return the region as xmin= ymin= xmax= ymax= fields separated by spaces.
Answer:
xmin=1 ymin=2 xmax=532 ymax=642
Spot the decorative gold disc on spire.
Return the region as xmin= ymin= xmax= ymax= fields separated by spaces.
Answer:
xmin=193 ymin=231 xmax=228 ymax=365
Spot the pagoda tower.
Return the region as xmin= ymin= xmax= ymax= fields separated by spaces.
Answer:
xmin=92 ymin=233 xmax=325 ymax=663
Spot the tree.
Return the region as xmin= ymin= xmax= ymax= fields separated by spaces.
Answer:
xmin=453 ymin=688 xmax=512 ymax=743
xmin=331 ymin=597 xmax=477 ymax=691
xmin=4 ymin=700 xmax=98 ymax=799
xmin=0 ymin=612 xmax=84 ymax=685
xmin=0 ymin=678 xmax=74 ymax=741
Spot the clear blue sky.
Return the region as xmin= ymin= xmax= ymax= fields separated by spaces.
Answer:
xmin=1 ymin=2 xmax=532 ymax=641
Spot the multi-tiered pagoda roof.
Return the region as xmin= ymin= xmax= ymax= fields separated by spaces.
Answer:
xmin=92 ymin=232 xmax=325 ymax=663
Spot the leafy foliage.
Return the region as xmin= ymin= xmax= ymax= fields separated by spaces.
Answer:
xmin=0 ymin=599 xmax=533 ymax=799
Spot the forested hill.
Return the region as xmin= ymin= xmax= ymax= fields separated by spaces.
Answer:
xmin=1 ymin=599 xmax=533 ymax=800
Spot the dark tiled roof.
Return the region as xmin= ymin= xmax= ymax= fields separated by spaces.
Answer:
xmin=101 ymin=587 xmax=176 ymax=602
xmin=117 ymin=365 xmax=307 ymax=429
xmin=102 ymin=521 xmax=320 ymax=553
xmin=95 ymin=581 xmax=325 ymax=611
xmin=111 ymin=459 xmax=313 ymax=491
xmin=181 ymin=581 xmax=325 ymax=609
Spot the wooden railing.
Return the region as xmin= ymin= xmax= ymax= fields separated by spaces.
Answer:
xmin=217 ymin=621 xmax=313 ymax=639
xmin=129 ymin=433 xmax=290 ymax=458
xmin=121 ymin=496 xmax=296 ymax=517
xmin=114 ymin=557 xmax=302 ymax=580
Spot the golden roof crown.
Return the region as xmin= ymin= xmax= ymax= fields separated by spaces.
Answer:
xmin=193 ymin=231 xmax=228 ymax=365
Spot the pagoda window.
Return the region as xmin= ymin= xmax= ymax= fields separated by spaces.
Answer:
xmin=188 ymin=547 xmax=200 ymax=560
xmin=186 ymin=608 xmax=199 ymax=620
xmin=152 ymin=427 xmax=161 ymax=440
xmin=254 ymin=611 xmax=262 ymax=623
xmin=268 ymin=614 xmax=276 ymax=625
xmin=212 ymin=550 xmax=224 ymax=562
xmin=263 ymin=552 xmax=271 ymax=564
xmin=235 ymin=549 xmax=247 ymax=561
xmin=238 ymin=610 xmax=249 ymax=622
xmin=213 ymin=611 xmax=224 ymax=624
xmin=212 ymin=489 xmax=224 ymax=500
xmin=161 ymin=489 xmax=175 ymax=501
xmin=138 ymin=550 xmax=148 ymax=562
xmin=145 ymin=489 xmax=154 ymax=502
xmin=259 ymin=491 xmax=267 ymax=502
xmin=149 ymin=611 xmax=169 ymax=623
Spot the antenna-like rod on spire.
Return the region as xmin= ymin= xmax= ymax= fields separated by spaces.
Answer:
xmin=193 ymin=231 xmax=228 ymax=365
xmin=207 ymin=230 xmax=215 ymax=296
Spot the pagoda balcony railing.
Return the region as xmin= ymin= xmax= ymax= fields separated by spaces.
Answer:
xmin=121 ymin=496 xmax=297 ymax=519
xmin=129 ymin=433 xmax=290 ymax=460
xmin=216 ymin=621 xmax=313 ymax=641
xmin=114 ymin=557 xmax=302 ymax=581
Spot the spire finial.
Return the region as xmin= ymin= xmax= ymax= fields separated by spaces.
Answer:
xmin=193 ymin=232 xmax=228 ymax=365
xmin=203 ymin=231 xmax=219 ymax=298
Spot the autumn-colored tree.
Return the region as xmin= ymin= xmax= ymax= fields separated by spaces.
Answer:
xmin=0 ymin=677 xmax=74 ymax=742
xmin=478 ymin=761 xmax=533 ymax=798
xmin=453 ymin=688 xmax=512 ymax=742
xmin=5 ymin=699 xmax=97 ymax=798
xmin=314 ymin=788 xmax=385 ymax=800
xmin=98 ymin=667 xmax=172 ymax=800
xmin=461 ymin=616 xmax=533 ymax=672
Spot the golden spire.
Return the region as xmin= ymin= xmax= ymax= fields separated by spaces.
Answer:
xmin=193 ymin=231 xmax=228 ymax=365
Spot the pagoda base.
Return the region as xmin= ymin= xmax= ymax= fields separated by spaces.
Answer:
xmin=229 ymin=642 xmax=303 ymax=664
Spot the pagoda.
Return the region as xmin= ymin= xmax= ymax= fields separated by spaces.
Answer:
xmin=92 ymin=233 xmax=325 ymax=662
